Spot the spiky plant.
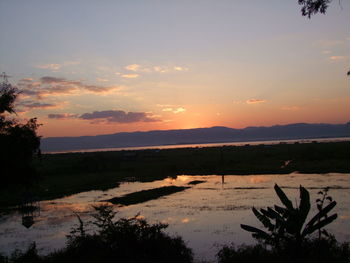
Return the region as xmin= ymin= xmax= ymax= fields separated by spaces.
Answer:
xmin=241 ymin=184 xmax=337 ymax=247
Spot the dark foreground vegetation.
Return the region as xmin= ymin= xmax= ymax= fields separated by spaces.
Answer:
xmin=217 ymin=238 xmax=350 ymax=263
xmin=0 ymin=205 xmax=193 ymax=263
xmin=1 ymin=140 xmax=350 ymax=207
xmin=106 ymin=186 xmax=189 ymax=206
xmin=1 ymin=187 xmax=350 ymax=263
xmin=217 ymin=185 xmax=350 ymax=263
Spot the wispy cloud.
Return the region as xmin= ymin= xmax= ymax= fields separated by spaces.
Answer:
xmin=48 ymin=113 xmax=78 ymax=119
xmin=17 ymin=101 xmax=61 ymax=110
xmin=96 ymin=78 xmax=109 ymax=82
xmin=317 ymin=39 xmax=344 ymax=48
xmin=156 ymin=104 xmax=174 ymax=108
xmin=329 ymin=56 xmax=346 ymax=60
xmin=35 ymin=64 xmax=61 ymax=71
xmin=281 ymin=106 xmax=301 ymax=111
xmin=246 ymin=99 xmax=266 ymax=104
xmin=121 ymin=74 xmax=139 ymax=79
xmin=121 ymin=64 xmax=189 ymax=75
xmin=35 ymin=61 xmax=80 ymax=72
xmin=162 ymin=107 xmax=186 ymax=114
xmin=153 ymin=66 xmax=167 ymax=73
xmin=125 ymin=64 xmax=141 ymax=71
xmin=20 ymin=102 xmax=58 ymax=109
xmin=17 ymin=76 xmax=119 ymax=99
xmin=173 ymin=66 xmax=189 ymax=71
xmin=79 ymin=110 xmax=160 ymax=123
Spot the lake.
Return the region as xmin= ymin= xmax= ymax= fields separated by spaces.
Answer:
xmin=45 ymin=137 xmax=350 ymax=154
xmin=1 ymin=173 xmax=350 ymax=262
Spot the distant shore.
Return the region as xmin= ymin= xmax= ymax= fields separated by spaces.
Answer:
xmin=44 ymin=136 xmax=350 ymax=154
xmin=1 ymin=140 xmax=350 ymax=208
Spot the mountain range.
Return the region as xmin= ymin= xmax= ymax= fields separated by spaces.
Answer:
xmin=41 ymin=122 xmax=350 ymax=152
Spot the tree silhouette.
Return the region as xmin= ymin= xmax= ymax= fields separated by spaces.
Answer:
xmin=297 ymin=1 xmax=349 ymax=76
xmin=298 ymin=0 xmax=332 ymax=18
xmin=0 ymin=73 xmax=41 ymax=186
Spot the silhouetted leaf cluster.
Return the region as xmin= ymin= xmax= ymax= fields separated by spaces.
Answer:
xmin=298 ymin=0 xmax=332 ymax=18
xmin=0 ymin=76 xmax=41 ymax=186
xmin=241 ymin=184 xmax=338 ymax=260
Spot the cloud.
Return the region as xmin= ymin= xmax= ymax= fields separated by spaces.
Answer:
xmin=317 ymin=39 xmax=344 ymax=48
xmin=96 ymin=78 xmax=109 ymax=82
xmin=281 ymin=106 xmax=301 ymax=111
xmin=162 ymin=107 xmax=186 ymax=114
xmin=173 ymin=107 xmax=186 ymax=113
xmin=36 ymin=64 xmax=61 ymax=71
xmin=48 ymin=113 xmax=78 ymax=119
xmin=173 ymin=66 xmax=189 ymax=71
xmin=121 ymin=74 xmax=139 ymax=79
xmin=79 ymin=110 xmax=160 ymax=123
xmin=153 ymin=66 xmax=167 ymax=73
xmin=121 ymin=64 xmax=189 ymax=75
xmin=35 ymin=61 xmax=80 ymax=72
xmin=329 ymin=56 xmax=346 ymax=60
xmin=156 ymin=104 xmax=174 ymax=107
xmin=246 ymin=99 xmax=266 ymax=104
xmin=125 ymin=64 xmax=141 ymax=71
xmin=17 ymin=76 xmax=118 ymax=99
xmin=19 ymin=102 xmax=58 ymax=109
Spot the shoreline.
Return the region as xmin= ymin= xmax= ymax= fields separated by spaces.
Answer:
xmin=1 ymin=141 xmax=350 ymax=208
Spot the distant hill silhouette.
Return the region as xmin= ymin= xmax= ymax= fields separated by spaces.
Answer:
xmin=41 ymin=122 xmax=350 ymax=152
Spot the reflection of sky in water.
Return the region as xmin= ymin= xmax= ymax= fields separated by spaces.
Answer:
xmin=1 ymin=173 xmax=350 ymax=262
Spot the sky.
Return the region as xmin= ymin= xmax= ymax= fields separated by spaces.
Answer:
xmin=0 ymin=0 xmax=349 ymax=138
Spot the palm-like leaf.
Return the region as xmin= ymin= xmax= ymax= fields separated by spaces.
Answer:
xmin=241 ymin=224 xmax=271 ymax=241
xmin=274 ymin=184 xmax=293 ymax=210
xmin=302 ymin=214 xmax=337 ymax=237
xmin=252 ymin=207 xmax=274 ymax=231
xmin=299 ymin=185 xmax=310 ymax=223
xmin=305 ymin=201 xmax=337 ymax=228
xmin=241 ymin=184 xmax=337 ymax=246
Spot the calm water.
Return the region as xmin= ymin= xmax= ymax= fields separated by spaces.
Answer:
xmin=45 ymin=137 xmax=350 ymax=154
xmin=1 ymin=173 xmax=350 ymax=262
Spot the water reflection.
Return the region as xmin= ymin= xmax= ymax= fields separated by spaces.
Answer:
xmin=1 ymin=173 xmax=350 ymax=262
xmin=19 ymin=193 xmax=41 ymax=229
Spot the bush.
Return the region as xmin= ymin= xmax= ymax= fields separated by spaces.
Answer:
xmin=2 ymin=205 xmax=193 ymax=263
xmin=217 ymin=236 xmax=350 ymax=263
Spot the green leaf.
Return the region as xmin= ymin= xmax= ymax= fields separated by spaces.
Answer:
xmin=274 ymin=184 xmax=293 ymax=210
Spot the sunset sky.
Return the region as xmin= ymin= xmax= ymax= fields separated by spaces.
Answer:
xmin=1 ymin=1 xmax=349 ymax=138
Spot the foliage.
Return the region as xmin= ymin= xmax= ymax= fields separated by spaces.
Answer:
xmin=54 ymin=205 xmax=193 ymax=263
xmin=0 ymin=205 xmax=193 ymax=263
xmin=241 ymin=184 xmax=338 ymax=249
xmin=298 ymin=0 xmax=332 ymax=18
xmin=59 ymin=204 xmax=193 ymax=263
xmin=0 ymin=78 xmax=18 ymax=114
xmin=217 ymin=236 xmax=350 ymax=263
xmin=0 ymin=75 xmax=41 ymax=186
xmin=316 ymin=187 xmax=334 ymax=239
